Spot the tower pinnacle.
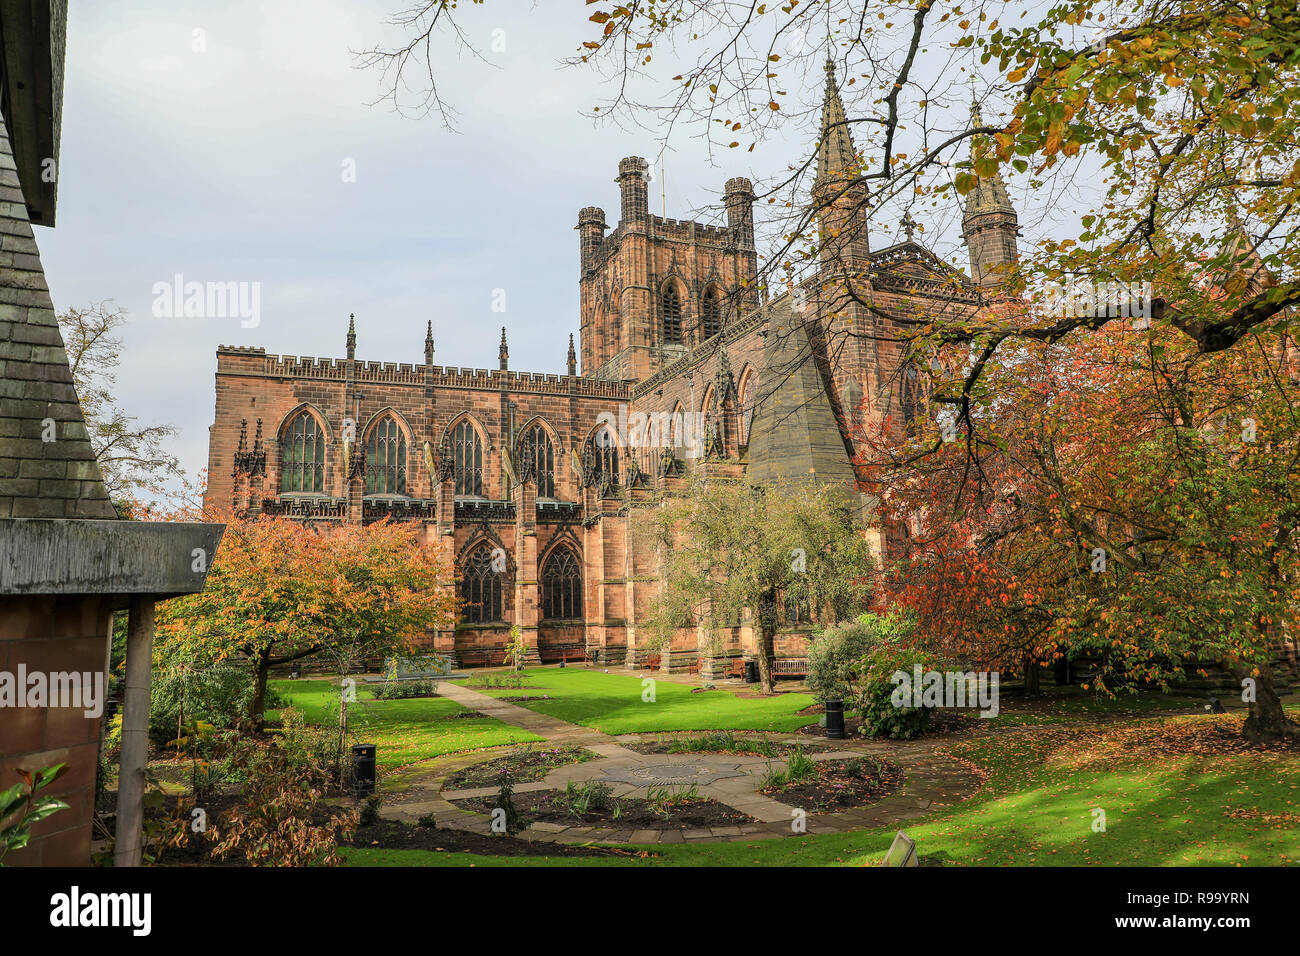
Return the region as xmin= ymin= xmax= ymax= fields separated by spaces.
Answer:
xmin=961 ymin=99 xmax=1020 ymax=289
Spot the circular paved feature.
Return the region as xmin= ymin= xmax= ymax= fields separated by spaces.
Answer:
xmin=598 ymin=762 xmax=748 ymax=787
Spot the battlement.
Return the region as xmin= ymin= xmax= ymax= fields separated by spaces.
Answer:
xmin=216 ymin=346 xmax=630 ymax=398
xmin=650 ymin=215 xmax=733 ymax=243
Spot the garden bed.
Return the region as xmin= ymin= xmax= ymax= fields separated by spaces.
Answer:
xmin=623 ymin=730 xmax=829 ymax=758
xmin=453 ymin=784 xmax=754 ymax=829
xmin=761 ymin=755 xmax=904 ymax=812
xmin=348 ymin=819 xmax=624 ymax=857
xmin=442 ymin=746 xmax=599 ymax=789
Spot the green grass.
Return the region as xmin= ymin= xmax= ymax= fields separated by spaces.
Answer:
xmin=459 ymin=667 xmax=817 ymax=735
xmin=343 ymin=712 xmax=1300 ymax=866
xmin=988 ymin=685 xmax=1206 ymax=727
xmin=268 ymin=679 xmax=543 ymax=770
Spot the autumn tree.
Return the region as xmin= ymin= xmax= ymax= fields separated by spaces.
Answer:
xmin=638 ymin=473 xmax=875 ymax=693
xmin=867 ymin=324 xmax=1300 ymax=741
xmin=156 ymin=515 xmax=458 ymax=723
xmin=58 ymin=301 xmax=181 ymax=502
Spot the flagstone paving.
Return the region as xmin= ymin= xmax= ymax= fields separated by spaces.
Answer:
xmin=375 ymin=681 xmax=984 ymax=844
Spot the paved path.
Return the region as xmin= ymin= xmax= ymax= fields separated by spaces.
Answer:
xmin=378 ymin=681 xmax=982 ymax=846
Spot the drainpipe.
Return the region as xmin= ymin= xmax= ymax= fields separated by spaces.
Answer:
xmin=115 ymin=595 xmax=156 ymax=867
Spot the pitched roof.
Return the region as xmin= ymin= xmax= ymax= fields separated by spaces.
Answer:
xmin=0 ymin=108 xmax=116 ymax=519
xmin=744 ymin=300 xmax=857 ymax=487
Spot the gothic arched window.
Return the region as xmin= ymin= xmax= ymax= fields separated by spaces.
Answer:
xmin=280 ymin=410 xmax=325 ymax=493
xmin=452 ymin=419 xmax=484 ymax=496
xmin=701 ymin=288 xmax=724 ymax=340
xmin=365 ymin=415 xmax=407 ymax=495
xmin=521 ymin=425 xmax=555 ymax=498
xmin=739 ymin=374 xmax=758 ymax=445
xmin=541 ymin=548 xmax=583 ymax=620
xmin=661 ymin=286 xmax=683 ymax=344
xmin=784 ymin=594 xmax=812 ymax=625
xmin=900 ymin=364 xmax=922 ymax=425
xmin=460 ymin=544 xmax=504 ymax=623
xmin=593 ymin=425 xmax=620 ymax=487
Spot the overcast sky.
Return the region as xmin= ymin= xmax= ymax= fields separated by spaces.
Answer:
xmin=37 ymin=1 xmax=1056 ymax=485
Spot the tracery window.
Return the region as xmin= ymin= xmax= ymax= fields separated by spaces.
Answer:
xmin=701 ymin=288 xmax=724 ymax=339
xmin=452 ymin=419 xmax=484 ymax=496
xmin=541 ymin=548 xmax=582 ymax=620
xmin=280 ymin=411 xmax=325 ymax=493
xmin=365 ymin=415 xmax=407 ymax=494
xmin=662 ymin=286 xmax=683 ymax=344
xmin=520 ymin=425 xmax=555 ymax=498
xmin=461 ymin=544 xmax=504 ymax=623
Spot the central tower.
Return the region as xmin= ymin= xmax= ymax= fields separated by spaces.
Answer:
xmin=577 ymin=158 xmax=759 ymax=383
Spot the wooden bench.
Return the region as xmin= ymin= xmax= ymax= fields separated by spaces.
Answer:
xmin=727 ymin=658 xmax=746 ymax=679
xmin=771 ymin=657 xmax=810 ymax=678
xmin=457 ymin=648 xmax=508 ymax=668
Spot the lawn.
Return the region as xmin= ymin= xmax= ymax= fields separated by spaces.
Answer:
xmin=343 ymin=711 xmax=1300 ymax=866
xmin=460 ymin=666 xmax=817 ymax=734
xmin=987 ymin=684 xmax=1206 ymax=727
xmin=269 ymin=679 xmax=543 ymax=771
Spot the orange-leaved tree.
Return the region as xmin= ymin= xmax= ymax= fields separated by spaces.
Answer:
xmin=861 ymin=324 xmax=1300 ymax=742
xmin=156 ymin=514 xmax=457 ymax=724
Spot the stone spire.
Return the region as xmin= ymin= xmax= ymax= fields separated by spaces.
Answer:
xmin=815 ymin=58 xmax=857 ymax=186
xmin=346 ymin=313 xmax=357 ymax=360
xmin=567 ymin=332 xmax=577 ymax=376
xmin=499 ymin=326 xmax=509 ymax=371
xmin=812 ymin=58 xmax=869 ymax=263
xmin=424 ymin=320 xmax=434 ymax=365
xmin=962 ymin=99 xmax=1019 ymax=289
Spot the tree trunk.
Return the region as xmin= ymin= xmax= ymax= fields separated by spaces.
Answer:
xmin=1232 ymin=661 xmax=1300 ymax=743
xmin=1023 ymin=654 xmax=1040 ymax=697
xmin=756 ymin=589 xmax=777 ymax=694
xmin=249 ymin=649 xmax=271 ymax=728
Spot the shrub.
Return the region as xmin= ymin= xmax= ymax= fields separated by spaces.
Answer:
xmin=559 ymin=780 xmax=614 ymax=816
xmin=850 ymin=643 xmax=933 ymax=740
xmin=275 ymin=707 xmax=342 ymax=779
xmin=148 ymin=662 xmax=256 ymax=748
xmin=208 ymin=739 xmax=358 ymax=866
xmin=807 ymin=610 xmax=915 ymax=702
xmin=491 ymin=773 xmax=528 ymax=835
xmin=371 ymin=679 xmax=438 ymax=700
xmin=1 ymin=765 xmax=70 ymax=864
xmin=359 ymin=796 xmax=382 ymax=827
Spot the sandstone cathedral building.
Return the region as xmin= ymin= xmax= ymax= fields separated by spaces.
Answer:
xmin=203 ymin=63 xmax=1015 ymax=672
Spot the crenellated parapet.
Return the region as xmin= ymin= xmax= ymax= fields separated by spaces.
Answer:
xmin=216 ymin=346 xmax=631 ymax=398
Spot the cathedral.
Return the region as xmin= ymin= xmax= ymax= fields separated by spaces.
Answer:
xmin=203 ymin=63 xmax=1016 ymax=672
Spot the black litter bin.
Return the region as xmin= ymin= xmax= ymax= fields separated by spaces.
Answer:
xmin=351 ymin=743 xmax=377 ymax=797
xmin=824 ymin=700 xmax=846 ymax=739
xmin=744 ymin=660 xmax=759 ymax=684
